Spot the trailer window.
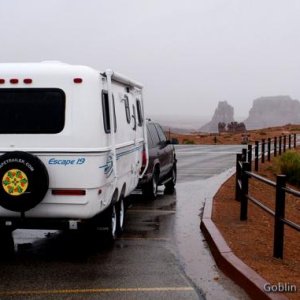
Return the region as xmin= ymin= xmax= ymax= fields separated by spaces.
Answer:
xmin=124 ymin=95 xmax=131 ymax=124
xmin=102 ymin=90 xmax=117 ymax=133
xmin=0 ymin=88 xmax=65 ymax=134
xmin=136 ymin=99 xmax=143 ymax=126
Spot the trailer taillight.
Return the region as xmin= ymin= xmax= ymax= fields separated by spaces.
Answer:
xmin=142 ymin=149 xmax=147 ymax=167
xmin=140 ymin=149 xmax=148 ymax=175
xmin=52 ymin=189 xmax=86 ymax=196
xmin=23 ymin=78 xmax=32 ymax=84
xmin=10 ymin=79 xmax=18 ymax=84
xmin=73 ymin=78 xmax=83 ymax=84
xmin=0 ymin=79 xmax=5 ymax=84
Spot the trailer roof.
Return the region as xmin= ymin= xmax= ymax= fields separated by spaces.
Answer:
xmin=0 ymin=62 xmax=143 ymax=89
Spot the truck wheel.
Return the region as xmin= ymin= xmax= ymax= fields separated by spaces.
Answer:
xmin=0 ymin=151 xmax=49 ymax=212
xmin=142 ymin=170 xmax=159 ymax=200
xmin=164 ymin=164 xmax=177 ymax=194
xmin=116 ymin=196 xmax=125 ymax=235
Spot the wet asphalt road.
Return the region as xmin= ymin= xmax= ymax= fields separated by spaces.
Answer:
xmin=0 ymin=145 xmax=250 ymax=300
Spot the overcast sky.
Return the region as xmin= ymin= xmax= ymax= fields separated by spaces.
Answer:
xmin=1 ymin=0 xmax=300 ymax=121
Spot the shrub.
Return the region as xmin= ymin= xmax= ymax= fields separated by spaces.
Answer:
xmin=171 ymin=138 xmax=179 ymax=144
xmin=291 ymin=126 xmax=300 ymax=131
xmin=224 ymin=134 xmax=233 ymax=139
xmin=277 ymin=150 xmax=300 ymax=186
xmin=183 ymin=139 xmax=194 ymax=144
xmin=258 ymin=131 xmax=267 ymax=136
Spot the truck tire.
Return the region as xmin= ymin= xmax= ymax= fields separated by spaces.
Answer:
xmin=142 ymin=170 xmax=159 ymax=200
xmin=164 ymin=164 xmax=177 ymax=194
xmin=0 ymin=151 xmax=49 ymax=212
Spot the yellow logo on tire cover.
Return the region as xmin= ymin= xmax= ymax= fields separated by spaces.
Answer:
xmin=2 ymin=169 xmax=28 ymax=196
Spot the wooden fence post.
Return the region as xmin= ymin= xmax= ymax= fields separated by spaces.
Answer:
xmin=274 ymin=137 xmax=277 ymax=157
xmin=273 ymin=175 xmax=286 ymax=259
xmin=235 ymin=153 xmax=243 ymax=201
xmin=261 ymin=139 xmax=265 ymax=163
xmin=240 ymin=162 xmax=250 ymax=221
xmin=279 ymin=136 xmax=282 ymax=155
xmin=294 ymin=133 xmax=297 ymax=148
xmin=255 ymin=141 xmax=259 ymax=171
xmin=248 ymin=144 xmax=252 ymax=171
xmin=267 ymin=138 xmax=271 ymax=161
xmin=283 ymin=136 xmax=286 ymax=152
xmin=288 ymin=134 xmax=291 ymax=149
xmin=242 ymin=148 xmax=247 ymax=162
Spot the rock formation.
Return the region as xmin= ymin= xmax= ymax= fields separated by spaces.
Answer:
xmin=244 ymin=96 xmax=300 ymax=129
xmin=200 ymin=101 xmax=234 ymax=132
xmin=197 ymin=96 xmax=300 ymax=133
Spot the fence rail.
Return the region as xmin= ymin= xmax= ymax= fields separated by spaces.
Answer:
xmin=252 ymin=133 xmax=297 ymax=171
xmin=235 ymin=134 xmax=300 ymax=259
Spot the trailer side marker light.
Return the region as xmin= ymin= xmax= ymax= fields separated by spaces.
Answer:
xmin=52 ymin=189 xmax=86 ymax=196
xmin=23 ymin=78 xmax=32 ymax=84
xmin=10 ymin=79 xmax=18 ymax=84
xmin=73 ymin=78 xmax=83 ymax=84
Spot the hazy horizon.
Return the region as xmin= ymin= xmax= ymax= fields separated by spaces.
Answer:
xmin=149 ymin=113 xmax=248 ymax=130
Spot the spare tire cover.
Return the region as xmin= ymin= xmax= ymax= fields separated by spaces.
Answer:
xmin=0 ymin=151 xmax=49 ymax=212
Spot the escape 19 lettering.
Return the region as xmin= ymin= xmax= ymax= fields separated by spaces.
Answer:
xmin=48 ymin=158 xmax=86 ymax=166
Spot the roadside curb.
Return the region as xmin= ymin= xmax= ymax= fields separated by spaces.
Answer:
xmin=200 ymin=174 xmax=288 ymax=300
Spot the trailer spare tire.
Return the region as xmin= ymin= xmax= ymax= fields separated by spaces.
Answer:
xmin=0 ymin=151 xmax=49 ymax=212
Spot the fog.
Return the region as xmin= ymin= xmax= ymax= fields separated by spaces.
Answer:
xmin=1 ymin=0 xmax=300 ymax=126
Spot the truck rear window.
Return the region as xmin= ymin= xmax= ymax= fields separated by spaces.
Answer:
xmin=0 ymin=88 xmax=65 ymax=133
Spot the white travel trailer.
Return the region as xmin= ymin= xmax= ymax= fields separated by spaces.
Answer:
xmin=0 ymin=61 xmax=148 ymax=242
